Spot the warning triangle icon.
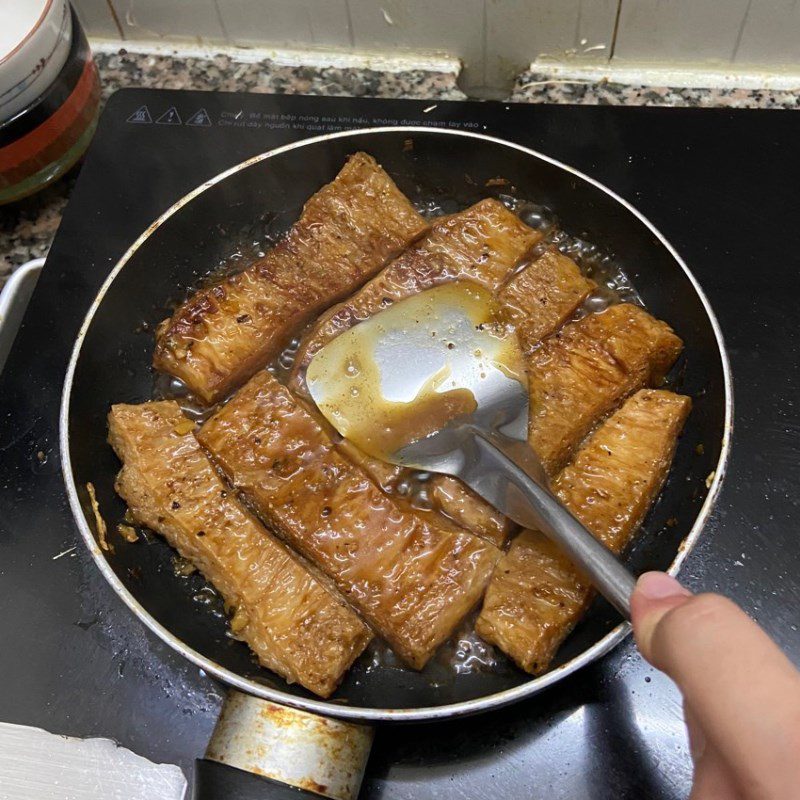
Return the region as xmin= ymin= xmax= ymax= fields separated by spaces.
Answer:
xmin=186 ymin=108 xmax=212 ymax=127
xmin=156 ymin=107 xmax=182 ymax=125
xmin=126 ymin=105 xmax=152 ymax=124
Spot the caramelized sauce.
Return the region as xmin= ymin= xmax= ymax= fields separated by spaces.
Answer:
xmin=363 ymin=610 xmax=509 ymax=681
xmin=395 ymin=470 xmax=435 ymax=511
xmin=505 ymin=196 xmax=643 ymax=311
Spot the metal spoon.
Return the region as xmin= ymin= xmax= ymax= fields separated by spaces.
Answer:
xmin=306 ymin=282 xmax=637 ymax=618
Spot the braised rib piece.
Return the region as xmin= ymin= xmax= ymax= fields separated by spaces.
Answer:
xmin=335 ymin=436 xmax=403 ymax=494
xmin=429 ymin=476 xmax=513 ymax=547
xmin=288 ymin=198 xmax=541 ymax=396
xmin=498 ymin=247 xmax=596 ymax=354
xmin=476 ymin=389 xmax=691 ymax=674
xmin=154 ymin=153 xmax=427 ymax=403
xmin=337 ymin=439 xmax=511 ymax=548
xmin=197 ymin=371 xmax=500 ymax=669
xmin=108 ymin=401 xmax=371 ymax=697
xmin=528 ymin=303 xmax=683 ymax=475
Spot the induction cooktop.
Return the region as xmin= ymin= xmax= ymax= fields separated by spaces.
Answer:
xmin=2 ymin=88 xmax=799 ymax=800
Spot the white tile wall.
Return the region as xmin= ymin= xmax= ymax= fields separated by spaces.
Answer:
xmin=71 ymin=0 xmax=120 ymax=37
xmin=613 ymin=0 xmax=752 ymax=63
xmin=72 ymin=0 xmax=800 ymax=93
xmin=346 ymin=0 xmax=484 ymax=53
xmin=114 ymin=0 xmax=226 ymax=42
xmin=347 ymin=0 xmax=485 ymax=87
xmin=485 ymin=0 xmax=617 ymax=88
xmin=733 ymin=0 xmax=800 ymax=65
xmin=217 ymin=0 xmax=352 ymax=49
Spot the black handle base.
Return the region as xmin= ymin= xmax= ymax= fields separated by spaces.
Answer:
xmin=193 ymin=759 xmax=327 ymax=800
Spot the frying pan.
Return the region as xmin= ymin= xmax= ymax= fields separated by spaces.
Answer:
xmin=60 ymin=128 xmax=732 ymax=798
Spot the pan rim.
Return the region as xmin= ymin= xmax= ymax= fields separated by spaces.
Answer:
xmin=59 ymin=125 xmax=733 ymax=723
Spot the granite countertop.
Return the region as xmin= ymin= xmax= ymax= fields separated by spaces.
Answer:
xmin=2 ymin=49 xmax=799 ymax=283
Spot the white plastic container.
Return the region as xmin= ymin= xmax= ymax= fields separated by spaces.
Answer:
xmin=0 ymin=0 xmax=72 ymax=125
xmin=0 ymin=258 xmax=43 ymax=373
xmin=0 ymin=1 xmax=99 ymax=204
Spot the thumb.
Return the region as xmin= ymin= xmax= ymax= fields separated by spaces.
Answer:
xmin=631 ymin=571 xmax=800 ymax=797
xmin=630 ymin=571 xmax=693 ymax=664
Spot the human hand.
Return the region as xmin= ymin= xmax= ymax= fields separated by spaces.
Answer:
xmin=631 ymin=572 xmax=800 ymax=799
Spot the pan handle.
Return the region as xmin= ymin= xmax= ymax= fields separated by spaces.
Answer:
xmin=193 ymin=758 xmax=330 ymax=799
xmin=195 ymin=690 xmax=374 ymax=800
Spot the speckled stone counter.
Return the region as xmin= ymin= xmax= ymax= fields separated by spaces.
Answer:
xmin=2 ymin=49 xmax=798 ymax=282
xmin=511 ymin=69 xmax=800 ymax=108
xmin=0 ymin=50 xmax=464 ymax=282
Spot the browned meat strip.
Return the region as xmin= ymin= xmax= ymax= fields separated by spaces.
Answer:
xmin=108 ymin=400 xmax=371 ymax=697
xmin=528 ymin=303 xmax=683 ymax=475
xmin=476 ymin=389 xmax=691 ymax=674
xmin=429 ymin=476 xmax=513 ymax=547
xmin=329 ymin=434 xmax=404 ymax=495
xmin=154 ymin=153 xmax=427 ymax=403
xmin=498 ymin=247 xmax=596 ymax=354
xmin=335 ymin=438 xmax=510 ymax=547
xmin=334 ymin=437 xmax=511 ymax=547
xmin=288 ymin=198 xmax=541 ymax=396
xmin=293 ymin=398 xmax=507 ymax=550
xmin=197 ymin=371 xmax=500 ymax=669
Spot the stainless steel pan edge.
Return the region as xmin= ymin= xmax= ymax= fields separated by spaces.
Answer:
xmin=59 ymin=126 xmax=733 ymax=723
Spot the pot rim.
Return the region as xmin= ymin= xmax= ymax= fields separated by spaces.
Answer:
xmin=59 ymin=126 xmax=733 ymax=723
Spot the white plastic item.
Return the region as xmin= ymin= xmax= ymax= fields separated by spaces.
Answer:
xmin=0 ymin=257 xmax=44 ymax=373
xmin=0 ymin=721 xmax=187 ymax=800
xmin=0 ymin=0 xmax=72 ymax=124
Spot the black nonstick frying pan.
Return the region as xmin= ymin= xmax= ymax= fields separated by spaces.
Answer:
xmin=60 ymin=128 xmax=732 ymax=798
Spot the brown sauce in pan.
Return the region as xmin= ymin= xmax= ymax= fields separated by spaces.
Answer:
xmin=153 ymin=190 xmax=648 ymax=678
xmin=504 ymin=196 xmax=643 ymax=310
xmin=362 ymin=610 xmax=511 ymax=683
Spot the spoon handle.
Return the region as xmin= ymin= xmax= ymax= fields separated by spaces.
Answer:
xmin=455 ymin=429 xmax=637 ymax=619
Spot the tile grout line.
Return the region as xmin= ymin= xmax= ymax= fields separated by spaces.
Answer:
xmin=481 ymin=0 xmax=488 ymax=89
xmin=608 ymin=0 xmax=623 ymax=62
xmin=574 ymin=0 xmax=583 ymax=51
xmin=212 ymin=0 xmax=230 ymax=45
xmin=731 ymin=0 xmax=753 ymax=62
xmin=104 ymin=0 xmax=125 ymax=40
xmin=345 ymin=0 xmax=356 ymax=49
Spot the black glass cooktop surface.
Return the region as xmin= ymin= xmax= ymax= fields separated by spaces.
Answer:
xmin=2 ymin=89 xmax=799 ymax=800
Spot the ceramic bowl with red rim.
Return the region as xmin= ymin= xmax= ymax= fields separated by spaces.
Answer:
xmin=0 ymin=1 xmax=101 ymax=204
